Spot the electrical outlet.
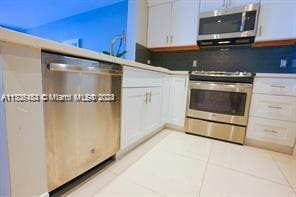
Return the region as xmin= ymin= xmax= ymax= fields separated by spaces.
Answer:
xmin=280 ymin=59 xmax=287 ymax=68
xmin=193 ymin=60 xmax=198 ymax=68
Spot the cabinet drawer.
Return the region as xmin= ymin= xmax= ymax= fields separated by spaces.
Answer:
xmin=253 ymin=78 xmax=296 ymax=96
xmin=250 ymin=94 xmax=296 ymax=122
xmin=247 ymin=117 xmax=296 ymax=147
xmin=123 ymin=66 xmax=163 ymax=88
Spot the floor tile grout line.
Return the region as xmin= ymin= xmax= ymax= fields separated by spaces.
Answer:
xmin=268 ymin=152 xmax=296 ymax=194
xmin=208 ymin=161 xmax=292 ymax=188
xmin=198 ymin=141 xmax=214 ymax=197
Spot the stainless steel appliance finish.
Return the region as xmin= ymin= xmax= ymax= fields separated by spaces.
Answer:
xmin=186 ymin=118 xmax=246 ymax=144
xmin=187 ymin=81 xmax=252 ymax=126
xmin=42 ymin=52 xmax=122 ymax=191
xmin=197 ymin=3 xmax=260 ymax=46
xmin=186 ymin=71 xmax=254 ymax=144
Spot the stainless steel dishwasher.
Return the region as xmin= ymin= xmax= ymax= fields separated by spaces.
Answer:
xmin=41 ymin=52 xmax=122 ymax=191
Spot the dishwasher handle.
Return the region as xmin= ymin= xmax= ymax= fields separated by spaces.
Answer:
xmin=48 ymin=63 xmax=122 ymax=76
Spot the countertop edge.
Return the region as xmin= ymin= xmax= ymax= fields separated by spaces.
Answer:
xmin=0 ymin=28 xmax=188 ymax=76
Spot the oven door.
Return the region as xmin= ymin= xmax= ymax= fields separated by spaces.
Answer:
xmin=187 ymin=81 xmax=252 ymax=126
xmin=198 ymin=3 xmax=259 ymax=41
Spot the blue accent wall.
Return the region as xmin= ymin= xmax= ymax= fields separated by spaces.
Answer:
xmin=26 ymin=1 xmax=128 ymax=54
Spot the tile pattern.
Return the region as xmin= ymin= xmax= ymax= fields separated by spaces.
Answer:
xmin=66 ymin=130 xmax=296 ymax=197
xmin=147 ymin=44 xmax=296 ymax=73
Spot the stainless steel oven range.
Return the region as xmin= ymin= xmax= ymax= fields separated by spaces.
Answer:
xmin=185 ymin=71 xmax=254 ymax=144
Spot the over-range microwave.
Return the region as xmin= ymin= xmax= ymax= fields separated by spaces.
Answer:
xmin=197 ymin=3 xmax=260 ymax=47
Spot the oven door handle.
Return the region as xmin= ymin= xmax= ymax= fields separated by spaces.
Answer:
xmin=189 ymin=81 xmax=252 ymax=93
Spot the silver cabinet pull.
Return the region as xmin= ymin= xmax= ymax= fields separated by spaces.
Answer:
xmin=228 ymin=0 xmax=231 ymax=7
xmin=264 ymin=129 xmax=278 ymax=134
xmin=270 ymin=85 xmax=286 ymax=88
xmin=170 ymin=35 xmax=173 ymax=44
xmin=223 ymin=0 xmax=226 ymax=7
xmin=144 ymin=92 xmax=148 ymax=104
xmin=268 ymin=106 xmax=282 ymax=110
xmin=149 ymin=92 xmax=152 ymax=103
xmin=166 ymin=36 xmax=169 ymax=43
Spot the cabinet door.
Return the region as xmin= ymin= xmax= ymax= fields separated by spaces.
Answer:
xmin=144 ymin=87 xmax=162 ymax=135
xmin=200 ymin=0 xmax=225 ymax=13
xmin=228 ymin=0 xmax=259 ymax=8
xmin=168 ymin=76 xmax=188 ymax=126
xmin=247 ymin=117 xmax=296 ymax=147
xmin=147 ymin=3 xmax=172 ymax=48
xmin=171 ymin=0 xmax=200 ymax=46
xmin=255 ymin=0 xmax=296 ymax=42
xmin=250 ymin=94 xmax=296 ymax=122
xmin=161 ymin=75 xmax=171 ymax=124
xmin=121 ymin=88 xmax=146 ymax=149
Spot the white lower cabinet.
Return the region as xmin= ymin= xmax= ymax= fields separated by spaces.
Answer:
xmin=121 ymin=88 xmax=146 ymax=149
xmin=121 ymin=87 xmax=162 ymax=149
xmin=250 ymin=94 xmax=296 ymax=122
xmin=143 ymin=87 xmax=162 ymax=135
xmin=247 ymin=76 xmax=296 ymax=153
xmin=168 ymin=76 xmax=188 ymax=127
xmin=121 ymin=67 xmax=188 ymax=150
xmin=247 ymin=117 xmax=296 ymax=147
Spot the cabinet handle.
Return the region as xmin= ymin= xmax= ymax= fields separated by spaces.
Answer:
xmin=264 ymin=129 xmax=278 ymax=134
xmin=149 ymin=91 xmax=152 ymax=103
xmin=270 ymin=85 xmax=286 ymax=88
xmin=166 ymin=36 xmax=169 ymax=43
xmin=223 ymin=0 xmax=226 ymax=7
xmin=268 ymin=106 xmax=282 ymax=110
xmin=228 ymin=0 xmax=231 ymax=7
xmin=170 ymin=35 xmax=173 ymax=43
xmin=144 ymin=92 xmax=148 ymax=104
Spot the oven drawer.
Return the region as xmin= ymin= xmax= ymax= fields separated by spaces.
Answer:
xmin=185 ymin=118 xmax=246 ymax=144
xmin=253 ymin=78 xmax=296 ymax=96
xmin=250 ymin=94 xmax=296 ymax=122
xmin=247 ymin=117 xmax=296 ymax=147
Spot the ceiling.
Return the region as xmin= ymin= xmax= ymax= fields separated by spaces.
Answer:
xmin=0 ymin=0 xmax=124 ymax=30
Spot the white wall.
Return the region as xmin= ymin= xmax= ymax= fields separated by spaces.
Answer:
xmin=136 ymin=0 xmax=148 ymax=47
xmin=125 ymin=0 xmax=138 ymax=60
xmin=0 ymin=45 xmax=11 ymax=196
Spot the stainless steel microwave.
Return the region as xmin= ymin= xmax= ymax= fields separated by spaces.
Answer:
xmin=197 ymin=3 xmax=260 ymax=47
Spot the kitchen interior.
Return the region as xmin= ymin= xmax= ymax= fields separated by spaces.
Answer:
xmin=0 ymin=0 xmax=296 ymax=196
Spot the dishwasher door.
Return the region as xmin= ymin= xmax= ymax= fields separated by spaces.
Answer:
xmin=41 ymin=52 xmax=122 ymax=191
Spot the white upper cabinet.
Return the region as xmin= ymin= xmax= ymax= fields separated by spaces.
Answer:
xmin=228 ymin=0 xmax=259 ymax=8
xmin=200 ymin=0 xmax=259 ymax=13
xmin=171 ymin=0 xmax=200 ymax=46
xmin=148 ymin=0 xmax=199 ymax=48
xmin=200 ymin=0 xmax=225 ymax=13
xmin=255 ymin=0 xmax=296 ymax=42
xmin=148 ymin=3 xmax=172 ymax=48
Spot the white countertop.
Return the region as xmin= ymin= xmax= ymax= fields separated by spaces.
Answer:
xmin=0 ymin=27 xmax=188 ymax=75
xmin=256 ymin=73 xmax=296 ymax=79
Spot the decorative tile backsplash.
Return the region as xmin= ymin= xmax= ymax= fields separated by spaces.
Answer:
xmin=136 ymin=43 xmax=296 ymax=73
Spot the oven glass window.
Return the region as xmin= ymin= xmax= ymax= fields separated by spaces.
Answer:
xmin=190 ymin=89 xmax=247 ymax=116
xmin=199 ymin=13 xmax=243 ymax=35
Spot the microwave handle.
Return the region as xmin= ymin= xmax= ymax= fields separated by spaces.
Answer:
xmin=240 ymin=12 xmax=246 ymax=32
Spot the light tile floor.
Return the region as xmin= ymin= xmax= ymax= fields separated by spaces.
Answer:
xmin=66 ymin=130 xmax=296 ymax=197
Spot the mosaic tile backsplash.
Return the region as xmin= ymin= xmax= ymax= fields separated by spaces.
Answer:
xmin=136 ymin=43 xmax=296 ymax=73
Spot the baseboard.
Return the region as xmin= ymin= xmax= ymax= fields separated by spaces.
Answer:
xmin=116 ymin=125 xmax=165 ymax=159
xmin=245 ymin=138 xmax=294 ymax=155
xmin=164 ymin=123 xmax=185 ymax=132
xmin=40 ymin=192 xmax=49 ymax=197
